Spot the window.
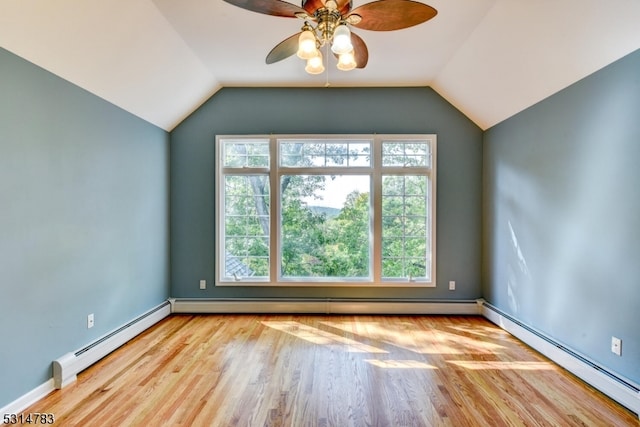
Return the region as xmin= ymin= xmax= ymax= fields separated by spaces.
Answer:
xmin=216 ymin=135 xmax=436 ymax=287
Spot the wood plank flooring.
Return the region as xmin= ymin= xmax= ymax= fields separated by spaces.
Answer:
xmin=26 ymin=315 xmax=638 ymax=426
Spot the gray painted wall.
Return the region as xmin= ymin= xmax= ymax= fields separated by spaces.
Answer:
xmin=171 ymin=87 xmax=483 ymax=299
xmin=0 ymin=48 xmax=170 ymax=407
xmin=483 ymin=49 xmax=640 ymax=385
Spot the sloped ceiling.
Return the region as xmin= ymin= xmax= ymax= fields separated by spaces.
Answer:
xmin=1 ymin=0 xmax=639 ymax=131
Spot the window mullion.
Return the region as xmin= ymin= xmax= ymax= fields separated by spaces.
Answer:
xmin=372 ymin=135 xmax=383 ymax=284
xmin=270 ymin=136 xmax=279 ymax=282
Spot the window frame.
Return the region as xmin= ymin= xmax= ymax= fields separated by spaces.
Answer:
xmin=215 ymin=134 xmax=437 ymax=287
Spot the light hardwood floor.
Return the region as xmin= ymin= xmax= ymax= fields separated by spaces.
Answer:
xmin=26 ymin=315 xmax=638 ymax=426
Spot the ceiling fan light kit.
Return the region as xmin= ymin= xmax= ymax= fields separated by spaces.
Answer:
xmin=330 ymin=24 xmax=353 ymax=55
xmin=336 ymin=49 xmax=357 ymax=71
xmin=224 ymin=0 xmax=437 ymax=75
xmin=296 ymin=28 xmax=318 ymax=59
xmin=305 ymin=50 xmax=325 ymax=74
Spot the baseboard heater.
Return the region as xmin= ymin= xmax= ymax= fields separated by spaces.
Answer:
xmin=53 ymin=301 xmax=171 ymax=389
xmin=480 ymin=300 xmax=640 ymax=417
xmin=169 ymin=298 xmax=482 ymax=315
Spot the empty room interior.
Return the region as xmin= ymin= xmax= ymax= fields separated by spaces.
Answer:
xmin=1 ymin=0 xmax=639 ymax=425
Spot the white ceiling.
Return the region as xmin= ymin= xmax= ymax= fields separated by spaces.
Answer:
xmin=1 ymin=0 xmax=639 ymax=131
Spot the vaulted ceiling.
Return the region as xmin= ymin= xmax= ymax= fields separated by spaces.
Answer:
xmin=1 ymin=0 xmax=639 ymax=131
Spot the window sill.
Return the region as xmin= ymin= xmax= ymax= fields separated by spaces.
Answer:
xmin=215 ymin=280 xmax=437 ymax=288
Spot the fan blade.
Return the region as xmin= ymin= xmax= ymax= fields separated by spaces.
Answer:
xmin=335 ymin=0 xmax=353 ymax=15
xmin=351 ymin=32 xmax=369 ymax=68
xmin=301 ymin=0 xmax=324 ymax=15
xmin=349 ymin=0 xmax=437 ymax=31
xmin=223 ymin=0 xmax=306 ymax=18
xmin=266 ymin=33 xmax=301 ymax=64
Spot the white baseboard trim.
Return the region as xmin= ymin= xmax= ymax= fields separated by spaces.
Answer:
xmin=53 ymin=301 xmax=171 ymax=389
xmin=168 ymin=298 xmax=482 ymax=315
xmin=2 ymin=301 xmax=172 ymax=412
xmin=0 ymin=379 xmax=55 ymax=416
xmin=480 ymin=300 xmax=640 ymax=418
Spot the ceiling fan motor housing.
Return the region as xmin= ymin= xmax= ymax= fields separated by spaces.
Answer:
xmin=314 ymin=7 xmax=343 ymax=45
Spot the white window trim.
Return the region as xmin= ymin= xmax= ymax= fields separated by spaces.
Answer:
xmin=215 ymin=134 xmax=437 ymax=287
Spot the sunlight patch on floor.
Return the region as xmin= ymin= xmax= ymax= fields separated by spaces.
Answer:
xmin=447 ymin=361 xmax=556 ymax=370
xmin=262 ymin=321 xmax=388 ymax=353
xmin=365 ymin=359 xmax=438 ymax=369
xmin=319 ymin=320 xmax=507 ymax=355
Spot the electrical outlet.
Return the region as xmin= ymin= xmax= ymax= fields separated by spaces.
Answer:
xmin=449 ymin=281 xmax=456 ymax=291
xmin=611 ymin=336 xmax=622 ymax=356
xmin=87 ymin=313 xmax=94 ymax=329
xmin=199 ymin=279 xmax=206 ymax=290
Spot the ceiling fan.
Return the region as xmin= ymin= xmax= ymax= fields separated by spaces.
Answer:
xmin=222 ymin=0 xmax=437 ymax=74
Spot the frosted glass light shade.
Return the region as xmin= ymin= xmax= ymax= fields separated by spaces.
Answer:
xmin=331 ymin=24 xmax=353 ymax=55
xmin=305 ymin=51 xmax=325 ymax=74
xmin=337 ymin=50 xmax=357 ymax=71
xmin=297 ymin=30 xmax=317 ymax=59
